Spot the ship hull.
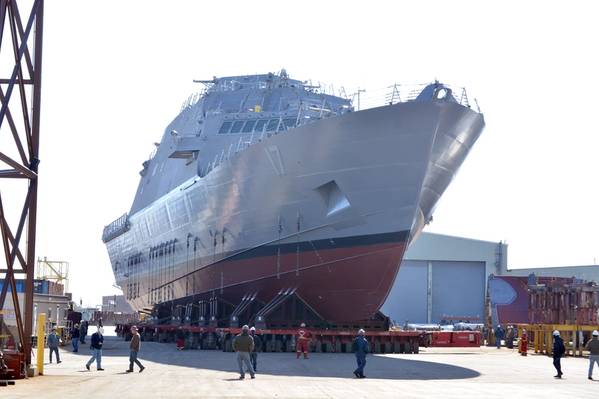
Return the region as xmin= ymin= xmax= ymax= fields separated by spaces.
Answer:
xmin=106 ymin=100 xmax=484 ymax=322
xmin=174 ymin=231 xmax=408 ymax=321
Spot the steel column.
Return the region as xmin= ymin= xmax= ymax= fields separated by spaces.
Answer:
xmin=0 ymin=0 xmax=43 ymax=368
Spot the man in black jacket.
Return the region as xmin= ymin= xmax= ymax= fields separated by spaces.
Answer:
xmin=552 ymin=330 xmax=565 ymax=378
xmin=249 ymin=327 xmax=262 ymax=372
xmin=71 ymin=324 xmax=80 ymax=352
xmin=85 ymin=327 xmax=104 ymax=371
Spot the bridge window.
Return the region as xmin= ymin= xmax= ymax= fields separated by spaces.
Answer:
xmin=254 ymin=119 xmax=268 ymax=132
xmin=242 ymin=120 xmax=256 ymax=133
xmin=218 ymin=121 xmax=232 ymax=134
xmin=230 ymin=121 xmax=244 ymax=134
xmin=266 ymin=118 xmax=280 ymax=132
xmin=283 ymin=118 xmax=296 ymax=130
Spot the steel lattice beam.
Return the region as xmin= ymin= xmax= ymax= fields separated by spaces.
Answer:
xmin=0 ymin=0 xmax=43 ymax=367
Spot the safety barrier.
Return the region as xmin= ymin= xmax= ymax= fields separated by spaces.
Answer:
xmin=516 ymin=324 xmax=599 ymax=357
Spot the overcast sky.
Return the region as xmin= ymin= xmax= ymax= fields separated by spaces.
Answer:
xmin=18 ymin=1 xmax=599 ymax=306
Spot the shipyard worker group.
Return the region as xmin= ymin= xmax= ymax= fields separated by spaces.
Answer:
xmin=233 ymin=323 xmax=370 ymax=379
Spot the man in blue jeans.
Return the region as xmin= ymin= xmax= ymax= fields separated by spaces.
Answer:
xmin=71 ymin=324 xmax=80 ymax=352
xmin=86 ymin=327 xmax=104 ymax=371
xmin=352 ymin=329 xmax=369 ymax=378
xmin=47 ymin=328 xmax=62 ymax=364
xmin=126 ymin=326 xmax=145 ymax=373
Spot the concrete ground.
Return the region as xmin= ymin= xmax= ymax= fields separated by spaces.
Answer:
xmin=4 ymin=329 xmax=599 ymax=398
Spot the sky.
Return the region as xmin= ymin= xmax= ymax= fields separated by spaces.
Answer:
xmin=3 ymin=1 xmax=598 ymax=307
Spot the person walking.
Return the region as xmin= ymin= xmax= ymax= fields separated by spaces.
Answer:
xmin=47 ymin=328 xmax=62 ymax=364
xmin=233 ymin=325 xmax=255 ymax=380
xmin=585 ymin=330 xmax=599 ymax=380
xmin=552 ymin=330 xmax=565 ymax=378
xmin=249 ymin=326 xmax=262 ymax=372
xmin=296 ymin=323 xmax=310 ymax=359
xmin=126 ymin=326 xmax=145 ymax=373
xmin=86 ymin=327 xmax=104 ymax=371
xmin=352 ymin=329 xmax=369 ymax=378
xmin=71 ymin=324 xmax=80 ymax=353
xmin=494 ymin=324 xmax=505 ymax=349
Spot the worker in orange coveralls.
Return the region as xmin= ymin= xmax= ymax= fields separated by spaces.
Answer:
xmin=296 ymin=323 xmax=311 ymax=359
xmin=519 ymin=329 xmax=528 ymax=356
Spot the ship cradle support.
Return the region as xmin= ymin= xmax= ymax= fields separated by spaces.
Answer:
xmin=115 ymin=324 xmax=424 ymax=354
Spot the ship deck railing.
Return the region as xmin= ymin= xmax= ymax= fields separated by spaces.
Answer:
xmin=197 ymin=82 xmax=479 ymax=179
xmin=356 ymin=83 xmax=478 ymax=111
xmin=102 ymin=213 xmax=130 ymax=243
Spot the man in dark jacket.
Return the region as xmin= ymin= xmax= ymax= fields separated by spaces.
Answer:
xmin=126 ymin=326 xmax=145 ymax=373
xmin=71 ymin=324 xmax=80 ymax=352
xmin=249 ymin=326 xmax=262 ymax=372
xmin=233 ymin=325 xmax=255 ymax=379
xmin=352 ymin=329 xmax=369 ymax=378
xmin=85 ymin=327 xmax=104 ymax=371
xmin=494 ymin=325 xmax=505 ymax=349
xmin=553 ymin=330 xmax=565 ymax=378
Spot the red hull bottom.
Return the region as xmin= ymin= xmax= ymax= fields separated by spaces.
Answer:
xmin=183 ymin=240 xmax=407 ymax=322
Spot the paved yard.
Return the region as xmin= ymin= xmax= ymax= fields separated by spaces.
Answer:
xmin=4 ymin=330 xmax=598 ymax=398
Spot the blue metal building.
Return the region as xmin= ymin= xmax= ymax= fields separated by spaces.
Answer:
xmin=381 ymin=232 xmax=507 ymax=325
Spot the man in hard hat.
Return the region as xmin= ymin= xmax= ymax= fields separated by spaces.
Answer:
xmin=494 ymin=324 xmax=505 ymax=349
xmin=233 ymin=325 xmax=255 ymax=379
xmin=296 ymin=323 xmax=310 ymax=359
xmin=585 ymin=330 xmax=599 ymax=380
xmin=552 ymin=330 xmax=565 ymax=378
xmin=352 ymin=329 xmax=369 ymax=378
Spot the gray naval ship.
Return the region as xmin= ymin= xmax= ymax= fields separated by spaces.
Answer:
xmin=103 ymin=70 xmax=484 ymax=324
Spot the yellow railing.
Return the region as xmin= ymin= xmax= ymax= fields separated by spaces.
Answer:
xmin=516 ymin=324 xmax=599 ymax=357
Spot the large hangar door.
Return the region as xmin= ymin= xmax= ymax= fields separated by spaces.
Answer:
xmin=431 ymin=261 xmax=485 ymax=323
xmin=380 ymin=260 xmax=428 ymax=325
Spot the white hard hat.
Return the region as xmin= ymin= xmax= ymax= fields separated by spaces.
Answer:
xmin=593 ymin=330 xmax=599 ymax=336
xmin=300 ymin=323 xmax=306 ymax=328
xmin=358 ymin=329 xmax=365 ymax=335
xmin=553 ymin=330 xmax=560 ymax=336
xmin=250 ymin=326 xmax=256 ymax=332
xmin=242 ymin=325 xmax=249 ymax=331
